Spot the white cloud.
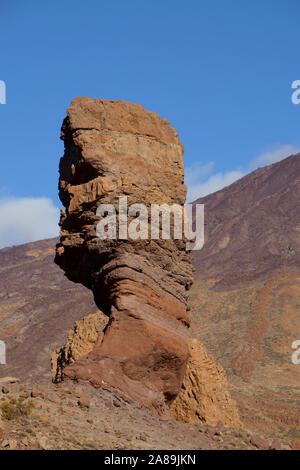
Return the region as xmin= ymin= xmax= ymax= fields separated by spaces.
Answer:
xmin=0 ymin=197 xmax=60 ymax=249
xmin=249 ymin=145 xmax=299 ymax=169
xmin=186 ymin=144 xmax=300 ymax=202
xmin=186 ymin=169 xmax=244 ymax=202
xmin=185 ymin=161 xmax=215 ymax=187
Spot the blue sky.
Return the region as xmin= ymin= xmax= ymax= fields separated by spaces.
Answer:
xmin=0 ymin=0 xmax=299 ymax=247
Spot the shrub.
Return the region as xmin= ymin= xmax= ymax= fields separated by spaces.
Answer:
xmin=1 ymin=397 xmax=34 ymax=420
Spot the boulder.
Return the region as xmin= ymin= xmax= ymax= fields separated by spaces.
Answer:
xmin=170 ymin=339 xmax=241 ymax=428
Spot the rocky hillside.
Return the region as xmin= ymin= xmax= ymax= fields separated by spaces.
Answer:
xmin=0 ymin=377 xmax=283 ymax=450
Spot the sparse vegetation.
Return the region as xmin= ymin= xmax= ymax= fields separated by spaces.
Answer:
xmin=1 ymin=397 xmax=35 ymax=421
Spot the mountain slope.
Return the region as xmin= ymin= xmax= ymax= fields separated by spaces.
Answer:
xmin=192 ymin=153 xmax=300 ymax=289
xmin=0 ymin=239 xmax=97 ymax=381
xmin=190 ymin=153 xmax=300 ymax=440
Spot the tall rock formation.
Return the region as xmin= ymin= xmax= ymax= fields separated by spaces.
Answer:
xmin=55 ymin=98 xmax=194 ymax=415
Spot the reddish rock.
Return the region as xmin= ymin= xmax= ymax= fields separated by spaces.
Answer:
xmin=204 ymin=422 xmax=226 ymax=437
xmin=78 ymin=392 xmax=90 ymax=409
xmin=250 ymin=435 xmax=269 ymax=450
xmin=55 ymin=98 xmax=194 ymax=415
xmin=205 ymin=426 xmax=218 ymax=437
xmin=31 ymin=387 xmax=44 ymax=399
xmin=291 ymin=439 xmax=300 ymax=450
xmin=215 ymin=421 xmax=226 ymax=434
xmin=269 ymin=440 xmax=282 ymax=450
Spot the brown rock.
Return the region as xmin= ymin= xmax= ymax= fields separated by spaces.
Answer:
xmin=7 ymin=439 xmax=17 ymax=450
xmin=113 ymin=399 xmax=121 ymax=408
xmin=0 ymin=427 xmax=4 ymax=444
xmin=291 ymin=439 xmax=300 ymax=450
xmin=269 ymin=440 xmax=282 ymax=450
xmin=46 ymin=392 xmax=61 ymax=404
xmin=21 ymin=437 xmax=29 ymax=447
xmin=39 ymin=414 xmax=49 ymax=423
xmin=215 ymin=420 xmax=226 ymax=433
xmin=250 ymin=435 xmax=269 ymax=450
xmin=51 ymin=311 xmax=108 ymax=382
xmin=0 ymin=377 xmax=19 ymax=385
xmin=78 ymin=392 xmax=90 ymax=409
xmin=31 ymin=387 xmax=44 ymax=399
xmin=205 ymin=426 xmax=218 ymax=437
xmin=55 ymin=98 xmax=194 ymax=415
xmin=38 ymin=436 xmax=48 ymax=450
xmin=170 ymin=339 xmax=241 ymax=428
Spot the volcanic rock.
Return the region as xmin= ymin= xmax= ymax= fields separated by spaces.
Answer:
xmin=55 ymin=98 xmax=194 ymax=415
xmin=170 ymin=338 xmax=241 ymax=427
xmin=52 ymin=316 xmax=240 ymax=427
xmin=51 ymin=311 xmax=108 ymax=382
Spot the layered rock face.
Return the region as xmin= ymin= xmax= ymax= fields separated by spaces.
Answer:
xmin=55 ymin=98 xmax=194 ymax=415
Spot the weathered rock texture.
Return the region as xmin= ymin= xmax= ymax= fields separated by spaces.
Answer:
xmin=170 ymin=339 xmax=241 ymax=427
xmin=51 ymin=311 xmax=108 ymax=383
xmin=52 ymin=320 xmax=240 ymax=428
xmin=55 ymin=98 xmax=194 ymax=415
